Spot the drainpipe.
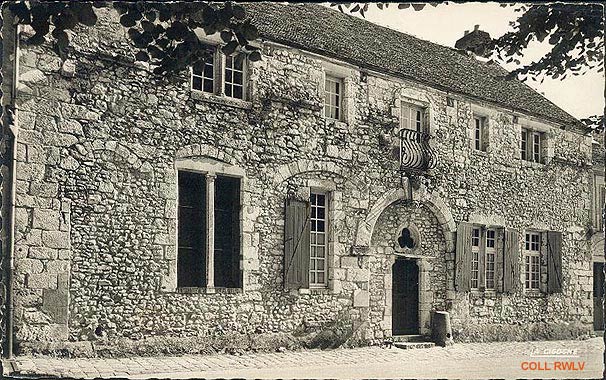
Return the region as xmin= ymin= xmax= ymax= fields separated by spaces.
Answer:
xmin=2 ymin=13 xmax=19 ymax=360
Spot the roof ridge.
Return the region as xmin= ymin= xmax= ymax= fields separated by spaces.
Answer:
xmin=243 ymin=1 xmax=581 ymax=128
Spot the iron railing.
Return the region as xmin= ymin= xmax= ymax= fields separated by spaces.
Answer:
xmin=399 ymin=128 xmax=437 ymax=173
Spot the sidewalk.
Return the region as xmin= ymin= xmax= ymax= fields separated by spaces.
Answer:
xmin=4 ymin=337 xmax=604 ymax=379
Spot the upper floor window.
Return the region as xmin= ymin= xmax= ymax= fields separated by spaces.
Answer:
xmin=224 ymin=55 xmax=245 ymax=99
xmin=191 ymin=46 xmax=247 ymax=100
xmin=473 ymin=116 xmax=488 ymax=152
xmin=192 ymin=52 xmax=215 ymax=94
xmin=401 ymin=102 xmax=425 ymax=133
xmin=521 ymin=128 xmax=543 ymax=162
xmin=324 ymin=75 xmax=342 ymax=120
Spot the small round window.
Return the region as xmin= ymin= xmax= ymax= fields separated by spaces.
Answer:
xmin=397 ymin=228 xmax=416 ymax=249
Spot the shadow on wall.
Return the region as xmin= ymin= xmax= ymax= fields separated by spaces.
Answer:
xmin=16 ymin=313 xmax=370 ymax=358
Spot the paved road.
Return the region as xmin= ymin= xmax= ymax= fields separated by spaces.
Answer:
xmin=7 ymin=337 xmax=604 ymax=379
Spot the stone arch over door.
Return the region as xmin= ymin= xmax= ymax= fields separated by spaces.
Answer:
xmin=354 ymin=188 xmax=456 ymax=253
xmin=361 ymin=188 xmax=456 ymax=337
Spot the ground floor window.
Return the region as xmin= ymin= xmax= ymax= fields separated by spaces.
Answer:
xmin=284 ymin=189 xmax=331 ymax=290
xmin=470 ymin=227 xmax=481 ymax=289
xmin=310 ymin=192 xmax=327 ymax=287
xmin=485 ymin=229 xmax=496 ymax=289
xmin=524 ymin=232 xmax=541 ymax=290
xmin=177 ymin=170 xmax=241 ymax=289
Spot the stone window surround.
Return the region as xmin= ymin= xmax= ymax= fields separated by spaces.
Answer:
xmin=320 ymin=61 xmax=356 ymax=125
xmin=471 ymin=114 xmax=489 ymax=153
xmin=466 ymin=214 xmax=509 ymax=294
xmin=390 ymin=92 xmax=434 ymax=143
xmin=517 ymin=117 xmax=554 ymax=165
xmin=468 ymin=104 xmax=492 ymax=155
xmin=294 ymin=178 xmax=343 ymax=295
xmin=189 ymin=34 xmax=253 ymax=109
xmin=162 ymin=158 xmax=248 ymax=294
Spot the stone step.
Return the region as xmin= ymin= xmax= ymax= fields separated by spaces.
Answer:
xmin=391 ymin=334 xmax=429 ymax=343
xmin=393 ymin=342 xmax=436 ymax=350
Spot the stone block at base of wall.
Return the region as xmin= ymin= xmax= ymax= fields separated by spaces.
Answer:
xmin=16 ymin=329 xmax=372 ymax=358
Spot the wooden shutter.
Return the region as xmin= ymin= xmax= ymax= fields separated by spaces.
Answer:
xmin=503 ymin=229 xmax=520 ymax=293
xmin=284 ymin=198 xmax=310 ymax=289
xmin=455 ymin=222 xmax=473 ymax=291
xmin=547 ymin=231 xmax=563 ymax=293
xmin=494 ymin=228 xmax=505 ymax=292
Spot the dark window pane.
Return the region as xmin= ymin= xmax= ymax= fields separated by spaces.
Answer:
xmin=225 ymin=69 xmax=233 ymax=83
xmin=204 ymin=63 xmax=214 ymax=77
xmin=234 ymin=71 xmax=243 ymax=84
xmin=203 ymin=79 xmax=214 ymax=93
xmin=317 ymin=207 xmax=325 ymax=220
xmin=317 ymin=194 xmax=325 ymax=206
xmin=317 ymin=220 xmax=325 ymax=232
xmin=214 ymin=176 xmax=241 ymax=288
xmin=225 ymin=83 xmax=233 ymax=97
xmin=233 ymin=85 xmax=243 ymax=99
xmin=192 ymin=77 xmax=202 ymax=91
xmin=178 ymin=171 xmax=207 ymax=288
xmin=193 ymin=63 xmax=203 ymax=76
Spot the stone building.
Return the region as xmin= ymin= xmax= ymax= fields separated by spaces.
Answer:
xmin=0 ymin=3 xmax=596 ymax=356
xmin=590 ymin=129 xmax=605 ymax=331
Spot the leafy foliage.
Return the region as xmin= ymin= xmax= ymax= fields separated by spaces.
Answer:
xmin=582 ymin=115 xmax=605 ymax=133
xmin=7 ymin=1 xmax=260 ymax=74
xmin=331 ymin=2 xmax=437 ymax=18
xmin=493 ymin=3 xmax=604 ymax=81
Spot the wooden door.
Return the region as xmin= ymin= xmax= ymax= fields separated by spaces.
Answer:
xmin=392 ymin=259 xmax=419 ymax=335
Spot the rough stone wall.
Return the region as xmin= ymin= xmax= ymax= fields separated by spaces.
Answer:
xmin=7 ymin=7 xmax=594 ymax=353
xmin=369 ymin=201 xmax=448 ymax=339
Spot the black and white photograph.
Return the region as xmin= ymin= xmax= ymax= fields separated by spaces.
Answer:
xmin=0 ymin=1 xmax=604 ymax=379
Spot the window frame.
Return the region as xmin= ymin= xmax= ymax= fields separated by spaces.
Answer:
xmin=485 ymin=228 xmax=496 ymax=290
xmin=174 ymin=165 xmax=245 ymax=293
xmin=324 ymin=75 xmax=343 ymax=121
xmin=521 ymin=127 xmax=543 ymax=163
xmin=309 ymin=190 xmax=329 ymax=288
xmin=401 ymin=102 xmax=426 ymax=134
xmin=191 ymin=50 xmax=216 ymax=95
xmin=470 ymin=227 xmax=481 ymax=289
xmin=190 ymin=44 xmax=248 ymax=101
xmin=473 ymin=115 xmax=488 ymax=152
xmin=524 ymin=231 xmax=541 ymax=291
xmin=223 ymin=54 xmax=247 ymax=100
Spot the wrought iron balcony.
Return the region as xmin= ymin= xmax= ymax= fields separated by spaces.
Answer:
xmin=399 ymin=128 xmax=437 ymax=173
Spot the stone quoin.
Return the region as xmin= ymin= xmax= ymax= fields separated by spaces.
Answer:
xmin=0 ymin=3 xmax=599 ymax=357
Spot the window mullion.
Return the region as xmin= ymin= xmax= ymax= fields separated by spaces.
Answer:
xmin=216 ymin=48 xmax=225 ymax=96
xmin=205 ymin=173 xmax=216 ymax=291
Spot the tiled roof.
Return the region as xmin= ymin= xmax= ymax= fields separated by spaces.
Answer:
xmin=245 ymin=2 xmax=581 ymax=127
